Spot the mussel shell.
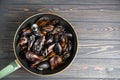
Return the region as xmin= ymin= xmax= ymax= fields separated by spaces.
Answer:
xmin=54 ymin=34 xmax=60 ymax=42
xmin=36 ymin=16 xmax=49 ymax=27
xmin=60 ymin=35 xmax=68 ymax=43
xmin=50 ymin=55 xmax=63 ymax=70
xmin=42 ymin=25 xmax=54 ymax=32
xmin=52 ymin=25 xmax=64 ymax=34
xmin=47 ymin=19 xmax=59 ymax=25
xmin=66 ymin=40 xmax=72 ymax=52
xmin=31 ymin=60 xmax=41 ymax=68
xmin=33 ymin=36 xmax=45 ymax=52
xmin=65 ymin=33 xmax=73 ymax=38
xmin=47 ymin=43 xmax=55 ymax=53
xmin=46 ymin=36 xmax=54 ymax=44
xmin=37 ymin=61 xmax=50 ymax=70
xmin=25 ymin=51 xmax=44 ymax=62
xmin=17 ymin=35 xmax=28 ymax=46
xmin=63 ymin=52 xmax=70 ymax=59
xmin=31 ymin=24 xmax=39 ymax=32
xmin=22 ymin=27 xmax=32 ymax=35
xmin=38 ymin=16 xmax=50 ymax=21
xmin=47 ymin=51 xmax=56 ymax=58
xmin=54 ymin=43 xmax=62 ymax=55
xmin=21 ymin=45 xmax=27 ymax=51
xmin=28 ymin=35 xmax=36 ymax=50
xmin=46 ymin=33 xmax=54 ymax=44
xmin=38 ymin=20 xmax=49 ymax=27
xmin=41 ymin=49 xmax=48 ymax=57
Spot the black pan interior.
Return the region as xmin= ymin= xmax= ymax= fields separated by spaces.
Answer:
xmin=14 ymin=13 xmax=78 ymax=75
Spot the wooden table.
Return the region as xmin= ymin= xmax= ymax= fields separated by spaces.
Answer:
xmin=0 ymin=0 xmax=120 ymax=80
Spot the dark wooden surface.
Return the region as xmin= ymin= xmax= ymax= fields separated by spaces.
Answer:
xmin=0 ymin=0 xmax=120 ymax=80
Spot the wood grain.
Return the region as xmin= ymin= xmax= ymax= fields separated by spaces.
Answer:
xmin=0 ymin=22 xmax=120 ymax=40
xmin=1 ymin=0 xmax=120 ymax=5
xmin=0 ymin=0 xmax=120 ymax=80
xmin=1 ymin=7 xmax=120 ymax=22
xmin=0 ymin=59 xmax=120 ymax=79
xmin=1 ymin=4 xmax=120 ymax=22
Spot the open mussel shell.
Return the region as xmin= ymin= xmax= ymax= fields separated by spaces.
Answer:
xmin=50 ymin=55 xmax=63 ymax=70
xmin=22 ymin=27 xmax=32 ymax=36
xmin=36 ymin=16 xmax=49 ymax=27
xmin=25 ymin=51 xmax=44 ymax=62
xmin=42 ymin=25 xmax=54 ymax=32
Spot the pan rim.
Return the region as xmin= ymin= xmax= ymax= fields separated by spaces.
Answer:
xmin=13 ymin=12 xmax=78 ymax=76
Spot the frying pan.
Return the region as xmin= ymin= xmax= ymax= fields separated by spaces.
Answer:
xmin=0 ymin=13 xmax=78 ymax=79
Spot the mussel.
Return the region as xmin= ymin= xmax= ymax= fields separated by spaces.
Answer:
xmin=60 ymin=35 xmax=68 ymax=52
xmin=66 ymin=40 xmax=72 ymax=52
xmin=63 ymin=52 xmax=70 ymax=59
xmin=54 ymin=43 xmax=62 ymax=55
xmin=42 ymin=25 xmax=54 ymax=32
xmin=47 ymin=43 xmax=55 ymax=53
xmin=46 ymin=35 xmax=54 ymax=44
xmin=22 ymin=27 xmax=31 ymax=35
xmin=36 ymin=16 xmax=49 ymax=27
xmin=17 ymin=35 xmax=28 ymax=46
xmin=47 ymin=19 xmax=59 ymax=25
xmin=48 ymin=51 xmax=56 ymax=58
xmin=25 ymin=51 xmax=44 ymax=62
xmin=37 ymin=61 xmax=50 ymax=70
xmin=33 ymin=36 xmax=45 ymax=53
xmin=28 ymin=35 xmax=36 ymax=50
xmin=41 ymin=49 xmax=48 ymax=57
xmin=31 ymin=58 xmax=48 ymax=68
xmin=31 ymin=24 xmax=39 ymax=32
xmin=50 ymin=55 xmax=63 ymax=70
xmin=65 ymin=33 xmax=73 ymax=38
xmin=52 ymin=25 xmax=64 ymax=34
xmin=45 ymin=32 xmax=54 ymax=44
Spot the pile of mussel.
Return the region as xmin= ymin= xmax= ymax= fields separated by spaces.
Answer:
xmin=17 ymin=16 xmax=73 ymax=70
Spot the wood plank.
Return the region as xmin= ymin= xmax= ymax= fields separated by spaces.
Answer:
xmin=2 ymin=4 xmax=120 ymax=11
xmin=1 ymin=78 xmax=120 ymax=80
xmin=2 ymin=78 xmax=116 ymax=80
xmin=78 ymin=40 xmax=120 ymax=59
xmin=1 ymin=0 xmax=120 ymax=5
xmin=1 ymin=4 xmax=120 ymax=22
xmin=72 ymin=22 xmax=120 ymax=40
xmin=0 ymin=59 xmax=120 ymax=79
xmin=0 ymin=22 xmax=120 ymax=40
xmin=1 ymin=5 xmax=120 ymax=22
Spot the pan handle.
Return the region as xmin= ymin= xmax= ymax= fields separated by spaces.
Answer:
xmin=0 ymin=60 xmax=21 ymax=79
